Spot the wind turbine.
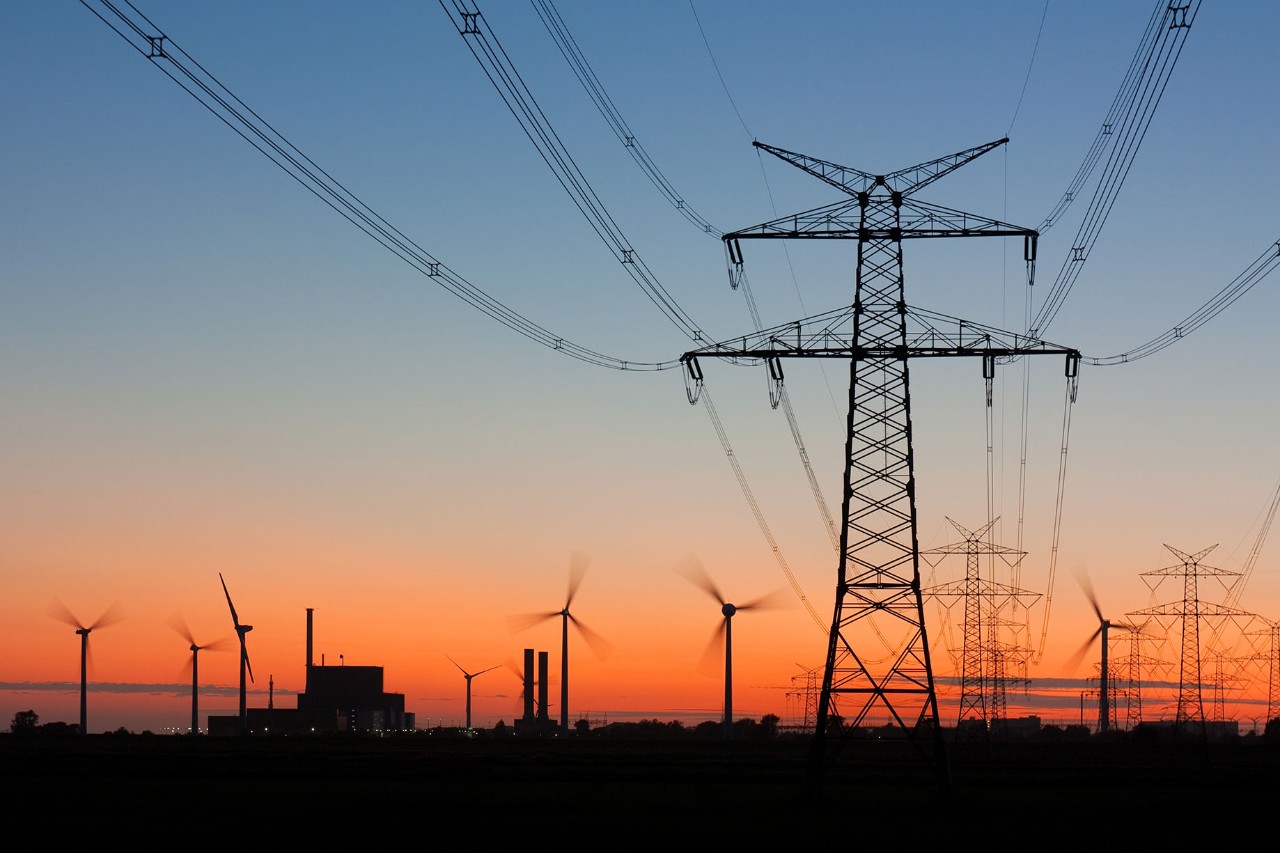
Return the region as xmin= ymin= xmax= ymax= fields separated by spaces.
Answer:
xmin=169 ymin=613 xmax=232 ymax=735
xmin=219 ymin=573 xmax=254 ymax=735
xmin=447 ymin=655 xmax=500 ymax=730
xmin=677 ymin=554 xmax=788 ymax=739
xmin=1066 ymin=566 xmax=1138 ymax=734
xmin=48 ymin=600 xmax=123 ymax=735
xmin=508 ymin=551 xmax=613 ymax=737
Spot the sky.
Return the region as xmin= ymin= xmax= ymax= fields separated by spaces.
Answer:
xmin=2 ymin=0 xmax=1279 ymax=735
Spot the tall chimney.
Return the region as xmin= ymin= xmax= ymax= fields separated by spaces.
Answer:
xmin=523 ymin=648 xmax=535 ymax=724
xmin=306 ymin=608 xmax=314 ymax=670
xmin=538 ymin=651 xmax=550 ymax=724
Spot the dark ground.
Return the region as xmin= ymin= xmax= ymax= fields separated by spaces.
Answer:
xmin=3 ymin=731 xmax=1276 ymax=841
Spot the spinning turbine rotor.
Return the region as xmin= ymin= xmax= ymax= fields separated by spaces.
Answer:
xmin=1066 ymin=566 xmax=1138 ymax=734
xmin=447 ymin=655 xmax=500 ymax=730
xmin=219 ymin=573 xmax=255 ymax=735
xmin=677 ymin=554 xmax=789 ymax=739
xmin=508 ymin=551 xmax=613 ymax=736
xmin=169 ymin=613 xmax=232 ymax=735
xmin=47 ymin=596 xmax=122 ymax=732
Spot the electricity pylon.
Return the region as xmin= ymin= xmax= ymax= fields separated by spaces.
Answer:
xmin=681 ymin=138 xmax=1080 ymax=792
xmin=923 ymin=517 xmax=1037 ymax=742
xmin=1128 ymin=544 xmax=1254 ymax=738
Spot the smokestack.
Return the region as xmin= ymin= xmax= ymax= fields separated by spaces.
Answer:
xmin=306 ymin=608 xmax=314 ymax=670
xmin=523 ymin=648 xmax=535 ymax=724
xmin=538 ymin=651 xmax=549 ymax=724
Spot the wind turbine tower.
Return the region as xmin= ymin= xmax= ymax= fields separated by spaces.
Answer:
xmin=219 ymin=573 xmax=255 ymax=735
xmin=49 ymin=601 xmax=122 ymax=735
xmin=678 ymin=555 xmax=786 ymax=740
xmin=1067 ymin=569 xmax=1140 ymax=734
xmin=681 ymin=138 xmax=1080 ymax=789
xmin=448 ymin=656 xmax=500 ymax=730
xmin=509 ymin=552 xmax=612 ymax=737
xmin=169 ymin=614 xmax=230 ymax=735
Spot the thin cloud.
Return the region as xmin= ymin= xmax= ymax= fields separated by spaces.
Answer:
xmin=0 ymin=681 xmax=294 ymax=698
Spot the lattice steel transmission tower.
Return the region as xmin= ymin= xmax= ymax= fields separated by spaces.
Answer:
xmin=680 ymin=138 xmax=1080 ymax=789
xmin=1267 ymin=623 xmax=1280 ymax=723
xmin=1248 ymin=622 xmax=1280 ymax=723
xmin=788 ymin=664 xmax=822 ymax=732
xmin=922 ymin=517 xmax=1037 ymax=741
xmin=1114 ymin=623 xmax=1163 ymax=730
xmin=1128 ymin=544 xmax=1253 ymax=736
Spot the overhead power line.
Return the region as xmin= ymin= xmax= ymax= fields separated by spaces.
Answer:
xmin=532 ymin=0 xmax=723 ymax=239
xmin=529 ymin=1 xmax=843 ymax=560
xmin=1083 ymin=239 xmax=1280 ymax=366
xmin=1030 ymin=0 xmax=1202 ymax=338
xmin=452 ymin=0 xmax=834 ymax=630
xmin=1035 ymin=1 xmax=1168 ymax=235
xmin=80 ymin=0 xmax=676 ymax=372
xmin=439 ymin=0 xmax=708 ymax=347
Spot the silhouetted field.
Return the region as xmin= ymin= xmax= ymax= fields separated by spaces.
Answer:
xmin=3 ymin=731 xmax=1276 ymax=840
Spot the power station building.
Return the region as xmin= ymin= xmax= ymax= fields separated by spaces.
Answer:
xmin=209 ymin=607 xmax=413 ymax=736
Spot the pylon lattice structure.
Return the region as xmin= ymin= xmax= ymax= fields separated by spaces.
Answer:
xmin=1244 ymin=622 xmax=1280 ymax=722
xmin=985 ymin=623 xmax=1034 ymax=726
xmin=1267 ymin=623 xmax=1280 ymax=723
xmin=788 ymin=664 xmax=822 ymax=731
xmin=1205 ymin=651 xmax=1251 ymax=723
xmin=1112 ymin=623 xmax=1166 ymax=731
xmin=681 ymin=138 xmax=1081 ymax=789
xmin=1128 ymin=544 xmax=1255 ymax=736
xmin=922 ymin=516 xmax=1038 ymax=742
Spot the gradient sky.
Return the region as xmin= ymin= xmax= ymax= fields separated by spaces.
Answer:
xmin=3 ymin=1 xmax=1278 ymax=735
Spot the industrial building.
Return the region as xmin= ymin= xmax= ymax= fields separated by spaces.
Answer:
xmin=209 ymin=607 xmax=412 ymax=736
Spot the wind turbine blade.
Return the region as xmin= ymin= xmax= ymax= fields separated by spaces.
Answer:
xmin=476 ymin=664 xmax=501 ymax=677
xmin=1063 ymin=625 xmax=1104 ymax=674
xmin=696 ymin=619 xmax=727 ymax=677
xmin=676 ymin=554 xmax=725 ymax=606
xmin=168 ymin=613 xmax=196 ymax=646
xmin=569 ymin=614 xmax=615 ymax=660
xmin=503 ymin=657 xmax=527 ymax=700
xmin=245 ymin=648 xmax=255 ymax=684
xmin=1071 ymin=564 xmax=1103 ymax=623
xmin=204 ymin=635 xmax=237 ymax=653
xmin=446 ymin=654 xmax=468 ymax=676
xmin=506 ymin=610 xmax=560 ymax=635
xmin=566 ymin=550 xmax=591 ymax=609
xmin=48 ymin=599 xmax=85 ymax=630
xmin=89 ymin=601 xmax=125 ymax=632
xmin=219 ymin=573 xmax=241 ymax=628
xmin=738 ymin=586 xmax=793 ymax=612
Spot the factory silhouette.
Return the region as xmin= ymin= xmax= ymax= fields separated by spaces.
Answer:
xmin=207 ymin=607 xmax=555 ymax=736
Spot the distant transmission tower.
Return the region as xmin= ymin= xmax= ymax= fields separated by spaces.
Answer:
xmin=1251 ymin=622 xmax=1280 ymax=723
xmin=681 ymin=138 xmax=1080 ymax=791
xmin=1128 ymin=544 xmax=1253 ymax=736
xmin=922 ymin=517 xmax=1037 ymax=742
xmin=788 ymin=664 xmax=821 ymax=732
xmin=1114 ymin=623 xmax=1162 ymax=730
